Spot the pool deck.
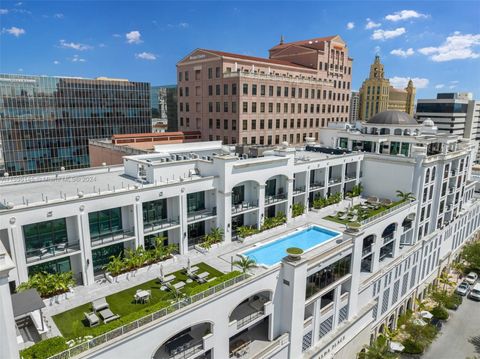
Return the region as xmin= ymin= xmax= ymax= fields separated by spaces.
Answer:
xmin=41 ymin=200 xmax=353 ymax=338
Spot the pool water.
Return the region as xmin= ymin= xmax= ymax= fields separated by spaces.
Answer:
xmin=243 ymin=226 xmax=340 ymax=266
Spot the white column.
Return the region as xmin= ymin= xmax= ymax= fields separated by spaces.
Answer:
xmin=257 ymin=184 xmax=266 ymax=229
xmin=8 ymin=224 xmax=27 ymax=284
xmin=77 ymin=211 xmax=94 ymax=285
xmin=134 ymin=201 xmax=144 ymax=248
xmin=217 ymin=191 xmax=232 ymax=244
xmin=286 ymin=178 xmax=294 ymax=222
xmin=305 ymin=170 xmax=311 ymax=211
xmin=179 ymin=192 xmax=189 ymax=254
xmin=332 ymin=285 xmax=342 ymax=330
xmin=0 ymin=247 xmax=20 ymax=359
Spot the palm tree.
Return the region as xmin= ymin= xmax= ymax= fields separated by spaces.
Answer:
xmin=396 ymin=190 xmax=416 ymax=202
xmin=104 ymin=254 xmax=124 ymax=277
xmin=437 ymin=271 xmax=455 ymax=292
xmin=209 ymin=227 xmax=224 ymax=243
xmin=233 ymin=256 xmax=256 ymax=273
xmin=361 ymin=336 xmax=398 ymax=359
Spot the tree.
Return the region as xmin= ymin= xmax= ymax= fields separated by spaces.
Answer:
xmin=360 ymin=336 xmax=397 ymax=359
xmin=461 ymin=240 xmax=480 ymax=272
xmin=233 ymin=257 xmax=256 ymax=273
xmin=437 ymin=271 xmax=455 ymax=292
xmin=209 ymin=227 xmax=224 ymax=243
xmin=396 ymin=190 xmax=415 ymax=202
xmin=104 ymin=254 xmax=124 ymax=277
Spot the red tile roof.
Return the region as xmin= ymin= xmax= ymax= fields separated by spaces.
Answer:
xmin=270 ymin=35 xmax=338 ymax=51
xmin=202 ymin=49 xmax=312 ymax=69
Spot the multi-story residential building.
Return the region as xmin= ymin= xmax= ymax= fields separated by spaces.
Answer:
xmin=0 ymin=111 xmax=479 ymax=359
xmin=151 ymin=85 xmax=178 ymax=132
xmin=358 ymin=56 xmax=415 ymax=120
xmin=349 ymin=90 xmax=360 ymax=123
xmin=177 ymin=35 xmax=353 ymax=145
xmin=0 ymin=74 xmax=151 ymax=175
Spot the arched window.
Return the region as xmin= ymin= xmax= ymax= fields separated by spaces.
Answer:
xmin=425 ymin=168 xmax=430 ymax=183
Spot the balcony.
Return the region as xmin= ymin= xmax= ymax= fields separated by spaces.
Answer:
xmin=232 ymin=201 xmax=258 ymax=215
xmin=362 ymin=245 xmax=373 ymax=257
xmin=25 ymin=241 xmax=81 ymax=264
xmin=144 ymin=218 xmax=180 ymax=234
xmin=309 ymin=182 xmax=324 ymax=190
xmin=91 ymin=228 xmax=135 ymax=248
xmin=345 ymin=174 xmax=357 ymax=181
xmin=264 ymin=193 xmax=287 ymax=205
xmin=187 ymin=208 xmax=216 ymax=223
xmin=382 ymin=233 xmax=394 ymax=245
xmin=293 ymin=186 xmax=306 ymax=195
xmin=328 ymin=177 xmax=342 ymax=185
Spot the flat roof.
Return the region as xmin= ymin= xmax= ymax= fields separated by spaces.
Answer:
xmin=11 ymin=289 xmax=46 ymax=317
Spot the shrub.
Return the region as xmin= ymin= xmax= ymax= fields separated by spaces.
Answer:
xmin=286 ymin=247 xmax=303 ymax=255
xmin=236 ymin=225 xmax=259 ymax=238
xmin=261 ymin=212 xmax=286 ymax=230
xmin=397 ymin=309 xmax=413 ymax=327
xmin=17 ymin=272 xmax=75 ymax=298
xmin=430 ymin=306 xmax=449 ymax=320
xmin=402 ymin=338 xmax=424 ymax=354
xmin=20 ymin=336 xmax=68 ymax=359
xmin=292 ymin=203 xmax=305 ymax=217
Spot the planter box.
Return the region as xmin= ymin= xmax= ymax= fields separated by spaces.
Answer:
xmin=43 ymin=288 xmax=74 ymax=306
xmin=194 ymin=242 xmax=222 ymax=254
xmin=105 ymin=257 xmax=176 ymax=283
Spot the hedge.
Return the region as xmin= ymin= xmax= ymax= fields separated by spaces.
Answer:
xmin=402 ymin=338 xmax=424 ymax=354
xmin=20 ymin=336 xmax=68 ymax=359
xmin=430 ymin=306 xmax=449 ymax=320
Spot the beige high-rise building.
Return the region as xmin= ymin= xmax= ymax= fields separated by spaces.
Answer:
xmin=358 ymin=55 xmax=415 ymax=120
xmin=176 ymin=35 xmax=353 ymax=145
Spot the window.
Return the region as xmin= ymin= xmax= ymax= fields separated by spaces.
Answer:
xmin=252 ymin=84 xmax=257 ymax=96
xmin=232 ymin=120 xmax=237 ymax=130
xmin=185 ymin=71 xmax=189 ymax=81
xmin=252 ymin=102 xmax=257 ymax=113
xmin=260 ymin=119 xmax=265 ymax=129
xmin=215 ymin=67 xmax=220 ymax=78
xmin=284 ymin=87 xmax=289 ymax=97
xmin=208 ymin=118 xmax=213 ymax=129
xmin=89 ymin=208 xmax=122 ymax=240
xmin=243 ymin=120 xmax=248 ymax=131
xmin=224 ymin=102 xmax=228 ymax=112
xmin=143 ymin=199 xmax=167 ymax=224
xmin=260 ymin=85 xmax=266 ymax=96
xmin=252 ymin=119 xmax=256 ymax=129
xmin=216 ymin=84 xmax=220 ymax=96
xmin=305 ymin=255 xmax=352 ymax=298
xmin=260 ymin=102 xmax=265 ymax=113
xmin=268 ymin=119 xmax=273 ymax=129
xmin=242 ymin=102 xmax=248 ymax=113
xmin=232 ymin=102 xmax=237 ymax=113
xmin=216 ymin=119 xmax=220 ymax=129
xmin=215 ymin=102 xmax=220 ymax=112
xmin=277 ymin=86 xmax=281 ymax=96
xmin=187 ymin=192 xmax=205 ymax=213
xmin=23 ymin=219 xmax=68 ymax=252
xmin=224 ymin=84 xmax=228 ymax=95
xmin=178 ymin=72 xmax=182 ymax=81
xmin=224 ymin=119 xmax=228 ymax=130
xmin=208 ymin=102 xmax=213 ymax=113
xmin=269 ymin=86 xmax=274 ymax=96
xmin=232 ymin=83 xmax=237 ymax=95
xmin=243 ymin=84 xmax=248 ymax=95
xmin=208 ymin=68 xmax=212 ymax=79
xmin=208 ymin=85 xmax=213 ymax=96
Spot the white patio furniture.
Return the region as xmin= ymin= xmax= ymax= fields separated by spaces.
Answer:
xmin=159 ymin=274 xmax=175 ymax=284
xmin=134 ymin=289 xmax=151 ymax=303
xmin=98 ymin=308 xmax=120 ymax=323
xmin=92 ymin=298 xmax=109 ymax=312
xmin=84 ymin=312 xmax=99 ymax=327
xmin=171 ymin=281 xmax=186 ymax=290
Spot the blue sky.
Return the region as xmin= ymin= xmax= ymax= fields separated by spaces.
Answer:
xmin=1 ymin=1 xmax=479 ymax=99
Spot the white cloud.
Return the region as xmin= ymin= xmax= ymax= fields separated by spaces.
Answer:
xmin=374 ymin=45 xmax=381 ymax=54
xmin=385 ymin=10 xmax=428 ymax=22
xmin=365 ymin=18 xmax=381 ymax=29
xmin=418 ymin=32 xmax=480 ymax=62
xmin=135 ymin=52 xmax=156 ymax=60
xmin=53 ymin=13 xmax=64 ymax=19
xmin=126 ymin=30 xmax=142 ymax=44
xmin=449 ymin=85 xmax=457 ymax=89
xmin=59 ymin=39 xmax=92 ymax=50
xmin=15 ymin=2 xmax=23 ymax=6
xmin=346 ymin=22 xmax=355 ymax=30
xmin=371 ymin=27 xmax=406 ymax=41
xmin=3 ymin=26 xmax=25 ymax=37
xmin=168 ymin=22 xmax=190 ymax=29
xmin=390 ymin=76 xmax=429 ymax=89
xmin=112 ymin=33 xmax=121 ymax=38
xmin=71 ymin=54 xmax=86 ymax=63
xmin=53 ymin=60 xmax=60 ymax=65
xmin=450 ymin=80 xmax=459 ymax=84
xmin=0 ymin=9 xmax=8 ymax=14
xmin=390 ymin=48 xmax=415 ymax=57
xmin=435 ymin=84 xmax=445 ymax=89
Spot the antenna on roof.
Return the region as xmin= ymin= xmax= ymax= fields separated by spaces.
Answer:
xmin=280 ymin=34 xmax=284 ymax=45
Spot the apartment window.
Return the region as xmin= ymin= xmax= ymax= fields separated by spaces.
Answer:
xmin=251 ymin=137 xmax=256 ymax=144
xmin=252 ymin=102 xmax=257 ymax=113
xmin=187 ymin=192 xmax=205 ymax=213
xmin=216 ymin=119 xmax=220 ymax=129
xmin=269 ymin=86 xmax=274 ymax=96
xmin=277 ymin=86 xmax=281 ymax=96
xmin=252 ymin=120 xmax=256 ymax=129
xmin=243 ymin=120 xmax=248 ymax=131
xmin=260 ymin=102 xmax=265 ymax=113
xmin=180 ymin=117 xmax=184 ymax=126
xmin=89 ymin=208 xmax=122 ymax=240
xmin=232 ymin=102 xmax=237 ymax=113
xmin=305 ymin=255 xmax=352 ymax=298
xmin=297 ymin=119 xmax=301 ymax=128
xmin=179 ymin=87 xmax=183 ymax=97
xmin=195 ymin=70 xmax=201 ymax=80
xmin=260 ymin=119 xmax=265 ymax=129
xmin=178 ymin=72 xmax=182 ymax=81
xmin=291 ymin=87 xmax=296 ymax=98
xmin=252 ymin=84 xmax=257 ymax=96
xmin=268 ymin=119 xmax=273 ymax=129
xmin=284 ymin=103 xmax=288 ymax=113
xmin=185 ymin=71 xmax=189 ymax=81
xmin=323 ymin=90 xmax=326 ymax=100
xmin=224 ymin=120 xmax=228 ymax=130
xmin=242 ymin=102 xmax=248 ymax=113
xmin=305 ymin=88 xmax=309 ymax=98
xmin=185 ymin=87 xmax=189 ymax=96
xmin=268 ymin=103 xmax=273 ymax=113
xmin=284 ymin=87 xmax=289 ymax=97
xmin=276 ymin=119 xmax=280 ymax=129
xmin=298 ymin=88 xmax=303 ymax=98
xmin=242 ymin=137 xmax=248 ymax=144
xmin=23 ymin=218 xmax=68 ymax=253
xmin=186 ymin=117 xmax=190 ymax=126
xmin=215 ymin=67 xmax=220 ymax=78
xmin=209 ymin=118 xmax=213 ymax=129
xmin=276 ymin=103 xmax=281 ymax=113
xmin=185 ymin=103 xmax=189 ymax=112
xmin=259 ymin=136 xmax=264 ymax=145
xmin=224 ymin=102 xmax=228 ymax=112
xmin=232 ymin=120 xmax=237 ymax=130
xmin=216 ymin=85 xmax=221 ymax=96
xmin=215 ymin=102 xmax=220 ymax=112
xmin=260 ymin=85 xmax=266 ymax=96
xmin=283 ymin=119 xmax=288 ymax=128
xmin=224 ymin=84 xmax=228 ymax=95
xmin=232 ymin=83 xmax=237 ymax=95
xmin=208 ymin=85 xmax=213 ymax=96
xmin=208 ymin=102 xmax=213 ymax=112
xmin=290 ymin=118 xmax=294 ymax=128
xmin=208 ymin=68 xmax=212 ymax=79
xmin=243 ymin=84 xmax=248 ymax=95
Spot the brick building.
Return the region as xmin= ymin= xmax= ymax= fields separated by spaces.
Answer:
xmin=177 ymin=35 xmax=353 ymax=145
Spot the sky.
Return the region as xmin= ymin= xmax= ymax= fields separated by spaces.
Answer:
xmin=1 ymin=0 xmax=480 ymax=99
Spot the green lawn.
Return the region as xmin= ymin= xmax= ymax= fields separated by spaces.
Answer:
xmin=53 ymin=262 xmax=223 ymax=340
xmin=324 ymin=200 xmax=406 ymax=225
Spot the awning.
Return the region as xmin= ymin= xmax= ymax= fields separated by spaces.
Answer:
xmin=11 ymin=289 xmax=46 ymax=318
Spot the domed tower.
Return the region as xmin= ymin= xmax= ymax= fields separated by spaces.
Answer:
xmin=405 ymin=79 xmax=416 ymax=116
xmin=359 ymin=55 xmax=390 ymax=120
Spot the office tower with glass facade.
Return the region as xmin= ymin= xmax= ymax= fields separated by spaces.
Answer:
xmin=0 ymin=74 xmax=151 ymax=175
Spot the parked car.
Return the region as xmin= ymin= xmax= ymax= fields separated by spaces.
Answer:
xmin=468 ymin=283 xmax=480 ymax=301
xmin=430 ymin=317 xmax=443 ymax=331
xmin=455 ymin=282 xmax=471 ymax=296
xmin=465 ymin=272 xmax=478 ymax=285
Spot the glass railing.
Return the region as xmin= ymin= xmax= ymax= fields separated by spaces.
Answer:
xmin=144 ymin=218 xmax=180 ymax=233
xmin=235 ymin=309 xmax=265 ymax=329
xmin=293 ymin=186 xmax=306 ymax=194
xmin=169 ymin=339 xmax=204 ymax=359
xmin=231 ymin=201 xmax=259 ymax=214
xmin=25 ymin=241 xmax=81 ymax=263
xmin=309 ymin=182 xmax=324 ymax=190
xmin=264 ymin=193 xmax=287 ymax=205
xmin=91 ymin=229 xmax=135 ymax=247
xmin=187 ymin=208 xmax=216 ymax=221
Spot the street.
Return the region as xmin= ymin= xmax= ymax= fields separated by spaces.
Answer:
xmin=421 ymin=296 xmax=480 ymax=359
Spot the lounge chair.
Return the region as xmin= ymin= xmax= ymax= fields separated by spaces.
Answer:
xmin=92 ymin=298 xmax=109 ymax=312
xmin=84 ymin=312 xmax=99 ymax=327
xmin=98 ymin=308 xmax=120 ymax=323
xmin=366 ymin=196 xmax=379 ymax=204
xmin=339 ymin=212 xmax=349 ymax=220
xmin=380 ymin=198 xmax=392 ymax=206
xmin=171 ymin=281 xmax=186 ymax=290
xmin=158 ymin=274 xmax=175 ymax=284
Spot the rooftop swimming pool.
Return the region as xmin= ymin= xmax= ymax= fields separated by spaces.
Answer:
xmin=242 ymin=225 xmax=341 ymax=266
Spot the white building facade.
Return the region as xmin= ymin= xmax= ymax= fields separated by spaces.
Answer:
xmin=0 ymin=111 xmax=479 ymax=359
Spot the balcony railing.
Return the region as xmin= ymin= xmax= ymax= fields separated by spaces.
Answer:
xmin=264 ymin=193 xmax=287 ymax=205
xmin=293 ymin=186 xmax=306 ymax=194
xmin=235 ymin=309 xmax=264 ymax=329
xmin=360 ymin=200 xmax=414 ymax=226
xmin=309 ymin=182 xmax=324 ymax=190
xmin=250 ymin=332 xmax=290 ymax=359
xmin=169 ymin=339 xmax=204 ymax=359
xmin=91 ymin=228 xmax=135 ymax=247
xmin=345 ymin=174 xmax=357 ymax=181
xmin=144 ymin=218 xmax=180 ymax=233
xmin=187 ymin=208 xmax=216 ymax=222
xmin=25 ymin=241 xmax=81 ymax=264
xmin=382 ymin=233 xmax=395 ymax=244
xmin=328 ymin=177 xmax=342 ymax=185
xmin=231 ymin=201 xmax=258 ymax=214
xmin=362 ymin=245 xmax=373 ymax=257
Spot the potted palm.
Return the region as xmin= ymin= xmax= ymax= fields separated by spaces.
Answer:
xmin=233 ymin=256 xmax=256 ymax=273
xmin=346 ymin=221 xmax=362 ymax=232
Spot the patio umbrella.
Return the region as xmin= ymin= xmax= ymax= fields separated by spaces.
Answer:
xmin=160 ymin=264 xmax=164 ymax=280
xmin=420 ymin=310 xmax=433 ymax=319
